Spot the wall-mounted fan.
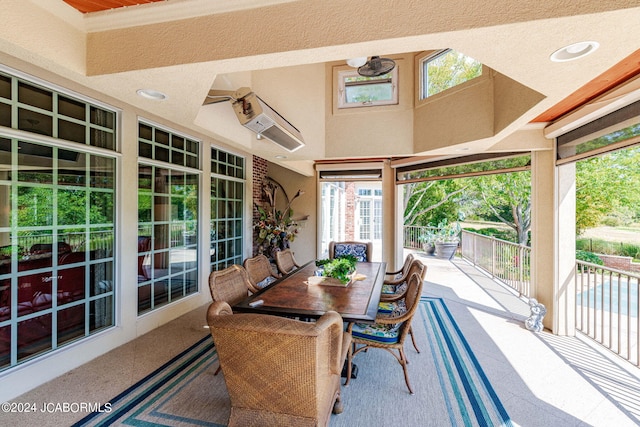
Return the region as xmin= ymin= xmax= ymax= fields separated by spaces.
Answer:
xmin=357 ymin=56 xmax=396 ymax=77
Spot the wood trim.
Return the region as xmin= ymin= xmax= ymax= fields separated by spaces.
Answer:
xmin=63 ymin=0 xmax=164 ymax=14
xmin=533 ymin=48 xmax=640 ymax=123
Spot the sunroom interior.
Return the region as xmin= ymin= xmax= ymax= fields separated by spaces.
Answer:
xmin=1 ymin=0 xmax=640 ymax=406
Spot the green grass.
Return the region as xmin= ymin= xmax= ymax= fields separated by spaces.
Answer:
xmin=576 ymin=238 xmax=640 ymax=261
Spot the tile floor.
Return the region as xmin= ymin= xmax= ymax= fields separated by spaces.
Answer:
xmin=2 ymin=254 xmax=640 ymax=426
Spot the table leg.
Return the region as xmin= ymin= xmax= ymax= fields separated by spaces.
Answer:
xmin=341 ymin=362 xmax=358 ymax=379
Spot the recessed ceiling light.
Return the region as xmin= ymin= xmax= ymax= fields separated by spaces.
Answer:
xmin=136 ymin=89 xmax=167 ymax=100
xmin=550 ymin=41 xmax=599 ymax=62
xmin=275 ymin=155 xmax=287 ymax=159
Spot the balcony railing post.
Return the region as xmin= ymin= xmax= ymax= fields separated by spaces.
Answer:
xmin=518 ymin=245 xmax=524 ymax=296
xmin=491 ymin=236 xmax=496 ymax=278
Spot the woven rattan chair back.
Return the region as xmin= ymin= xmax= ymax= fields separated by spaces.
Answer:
xmin=386 ymin=253 xmax=414 ymax=279
xmin=381 ymin=259 xmax=426 ymax=300
xmin=243 ymin=254 xmax=279 ymax=293
xmin=274 ymin=248 xmax=301 ymax=275
xmin=207 ymin=302 xmax=351 ymax=426
xmin=208 ymin=265 xmax=251 ymax=307
xmin=407 ymin=259 xmax=427 ymax=283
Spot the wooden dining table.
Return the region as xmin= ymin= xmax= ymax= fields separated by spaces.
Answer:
xmin=233 ymin=260 xmax=386 ymax=324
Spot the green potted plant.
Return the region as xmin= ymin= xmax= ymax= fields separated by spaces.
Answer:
xmin=418 ymin=229 xmax=437 ymax=256
xmin=435 ymin=219 xmax=461 ymax=260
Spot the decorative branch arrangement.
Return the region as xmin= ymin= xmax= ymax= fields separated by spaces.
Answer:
xmin=254 ymin=177 xmax=305 ymax=259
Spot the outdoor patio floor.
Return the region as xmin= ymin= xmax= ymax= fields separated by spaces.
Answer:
xmin=2 ymin=254 xmax=640 ymax=426
xmin=423 ymin=253 xmax=640 ymax=426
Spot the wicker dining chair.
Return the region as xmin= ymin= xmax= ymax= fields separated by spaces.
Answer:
xmin=328 ymin=241 xmax=373 ymax=262
xmin=378 ymin=259 xmax=427 ymax=354
xmin=243 ymin=254 xmax=280 ymax=293
xmin=385 ymin=253 xmax=414 ymax=281
xmin=207 ymin=300 xmax=351 ymax=426
xmin=380 ymin=258 xmax=426 ymax=302
xmin=208 ymin=264 xmax=253 ymax=307
xmin=274 ymin=248 xmax=301 ymax=275
xmin=207 ymin=264 xmax=253 ymax=375
xmin=345 ymin=271 xmax=424 ymax=394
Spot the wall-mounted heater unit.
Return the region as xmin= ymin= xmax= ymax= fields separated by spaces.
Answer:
xmin=204 ymin=87 xmax=305 ymax=152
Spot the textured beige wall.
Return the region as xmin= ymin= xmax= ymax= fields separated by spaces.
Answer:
xmin=493 ymin=72 xmax=545 ymax=134
xmin=325 ymin=56 xmax=414 ymax=159
xmin=414 ymin=76 xmax=494 ymax=152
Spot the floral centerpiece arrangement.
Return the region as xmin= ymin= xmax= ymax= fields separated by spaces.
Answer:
xmin=254 ymin=178 xmax=304 ymax=259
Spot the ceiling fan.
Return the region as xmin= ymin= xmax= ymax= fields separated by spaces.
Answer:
xmin=352 ymin=56 xmax=396 ymax=77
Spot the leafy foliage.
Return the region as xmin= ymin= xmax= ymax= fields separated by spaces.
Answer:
xmin=464 ymin=171 xmax=531 ymax=245
xmin=254 ymin=178 xmax=304 ymax=251
xmin=424 ymin=49 xmax=482 ymax=98
xmin=576 ymin=148 xmax=640 ymax=234
xmin=435 ymin=218 xmax=461 ymax=243
xmin=576 ymin=250 xmax=604 ymax=265
xmin=576 ymin=238 xmax=640 ymax=260
xmin=402 ymin=179 xmax=467 ymax=226
xmin=315 ymin=255 xmax=357 ymax=284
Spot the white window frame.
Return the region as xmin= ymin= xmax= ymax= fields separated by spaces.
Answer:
xmin=337 ymin=67 xmax=398 ymax=109
xmin=418 ymin=49 xmax=483 ymax=101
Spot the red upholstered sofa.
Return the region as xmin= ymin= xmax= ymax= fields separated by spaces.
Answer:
xmin=0 ymin=243 xmax=99 ymax=364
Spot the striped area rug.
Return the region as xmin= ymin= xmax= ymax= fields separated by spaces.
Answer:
xmin=75 ymin=297 xmax=511 ymax=426
xmin=419 ymin=297 xmax=513 ymax=426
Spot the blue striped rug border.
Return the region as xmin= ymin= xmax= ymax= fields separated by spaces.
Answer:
xmin=72 ymin=335 xmax=214 ymax=427
xmin=420 ymin=296 xmax=513 ymax=427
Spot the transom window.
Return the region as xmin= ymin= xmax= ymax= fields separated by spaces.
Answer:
xmin=419 ymin=49 xmax=482 ymax=100
xmin=337 ymin=67 xmax=398 ymax=109
xmin=0 ymin=70 xmax=116 ymax=150
xmin=138 ymin=121 xmax=199 ymax=168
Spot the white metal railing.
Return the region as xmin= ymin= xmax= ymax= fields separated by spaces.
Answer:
xmin=16 ymin=230 xmax=113 ymax=254
xmin=403 ymin=225 xmax=438 ymax=250
xmin=576 ymin=261 xmax=639 ymax=367
xmin=417 ymin=228 xmax=639 ymax=367
xmin=460 ymin=230 xmax=531 ymax=298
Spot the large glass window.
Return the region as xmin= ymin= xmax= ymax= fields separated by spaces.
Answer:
xmin=0 ymin=70 xmax=117 ymax=372
xmin=320 ymin=179 xmax=383 ymax=261
xmin=137 ymin=122 xmax=200 ymax=315
xmin=210 ymin=148 xmax=244 ymax=271
xmin=0 ymin=139 xmax=116 ymax=371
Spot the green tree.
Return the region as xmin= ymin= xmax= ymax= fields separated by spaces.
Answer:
xmin=576 ymin=147 xmax=640 ymax=234
xmin=424 ymin=49 xmax=482 ymax=97
xmin=467 ymin=171 xmax=531 ymax=244
xmin=403 ymin=179 xmax=467 ymax=226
